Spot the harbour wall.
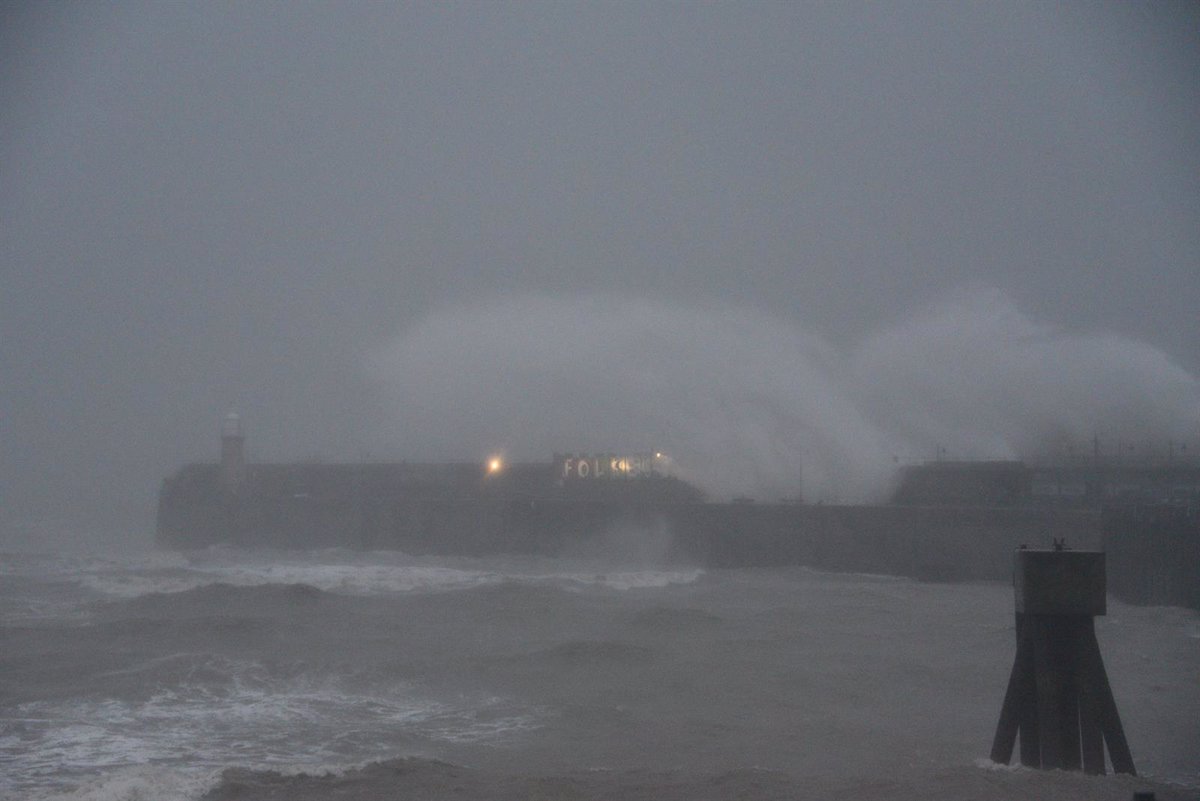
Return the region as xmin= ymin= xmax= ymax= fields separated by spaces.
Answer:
xmin=158 ymin=481 xmax=1102 ymax=585
xmin=1103 ymin=504 xmax=1200 ymax=610
xmin=669 ymin=503 xmax=1100 ymax=583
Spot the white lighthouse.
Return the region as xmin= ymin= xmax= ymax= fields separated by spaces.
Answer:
xmin=220 ymin=411 xmax=245 ymax=493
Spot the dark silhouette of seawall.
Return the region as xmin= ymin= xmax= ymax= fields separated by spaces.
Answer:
xmin=158 ymin=449 xmax=1197 ymax=609
xmin=157 ymin=461 xmax=1098 ymax=584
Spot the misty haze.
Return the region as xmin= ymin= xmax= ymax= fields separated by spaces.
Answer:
xmin=1 ymin=3 xmax=1198 ymax=800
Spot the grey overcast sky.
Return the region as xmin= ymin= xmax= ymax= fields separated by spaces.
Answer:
xmin=2 ymin=2 xmax=1199 ymax=542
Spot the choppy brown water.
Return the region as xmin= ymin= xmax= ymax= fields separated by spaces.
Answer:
xmin=2 ymin=547 xmax=1197 ymax=800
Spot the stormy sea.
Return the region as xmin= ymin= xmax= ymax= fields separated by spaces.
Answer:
xmin=2 ymin=545 xmax=1197 ymax=801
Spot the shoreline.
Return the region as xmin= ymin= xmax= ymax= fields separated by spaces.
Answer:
xmin=199 ymin=757 xmax=1199 ymax=801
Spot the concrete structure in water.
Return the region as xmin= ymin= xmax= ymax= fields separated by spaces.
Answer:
xmin=990 ymin=544 xmax=1135 ymax=775
xmin=157 ymin=418 xmax=1199 ymax=608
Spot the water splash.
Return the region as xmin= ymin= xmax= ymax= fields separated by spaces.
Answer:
xmin=368 ymin=290 xmax=1200 ymax=502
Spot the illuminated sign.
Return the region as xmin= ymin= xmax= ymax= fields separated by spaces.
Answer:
xmin=555 ymin=453 xmax=660 ymax=481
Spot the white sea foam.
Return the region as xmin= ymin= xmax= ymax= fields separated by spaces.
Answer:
xmin=30 ymin=765 xmax=224 ymax=801
xmin=2 ymin=663 xmax=538 ymax=799
xmin=552 ymin=569 xmax=705 ymax=591
xmin=0 ymin=596 xmax=92 ymax=625
xmin=72 ymin=551 xmax=704 ymax=600
xmin=973 ymin=757 xmax=1029 ymax=773
xmin=77 ymin=562 xmax=504 ymax=599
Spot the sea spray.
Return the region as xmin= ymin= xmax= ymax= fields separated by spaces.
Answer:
xmin=368 ymin=290 xmax=1200 ymax=502
xmin=850 ymin=287 xmax=1200 ymax=464
xmin=366 ymin=294 xmax=888 ymax=501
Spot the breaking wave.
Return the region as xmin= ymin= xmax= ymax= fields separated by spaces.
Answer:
xmin=79 ymin=563 xmax=503 ymax=599
xmin=6 ymin=654 xmax=536 ymax=800
xmin=66 ymin=551 xmax=704 ymax=603
xmin=369 ymin=289 xmax=1200 ymax=502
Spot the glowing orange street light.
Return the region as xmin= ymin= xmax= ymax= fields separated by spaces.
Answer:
xmin=487 ymin=456 xmax=504 ymax=474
